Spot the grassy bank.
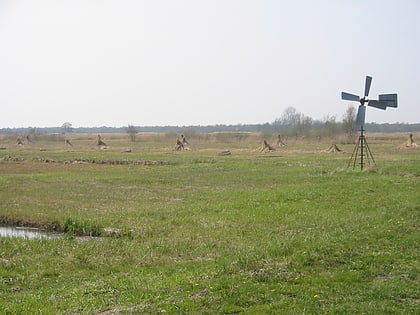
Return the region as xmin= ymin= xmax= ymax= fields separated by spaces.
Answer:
xmin=0 ymin=135 xmax=419 ymax=314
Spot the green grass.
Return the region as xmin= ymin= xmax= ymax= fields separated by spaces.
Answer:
xmin=0 ymin=137 xmax=419 ymax=314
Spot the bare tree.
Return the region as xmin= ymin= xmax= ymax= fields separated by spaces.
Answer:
xmin=126 ymin=125 xmax=137 ymax=142
xmin=323 ymin=115 xmax=339 ymax=138
xmin=61 ymin=122 xmax=73 ymax=134
xmin=279 ymin=107 xmax=301 ymax=126
xmin=275 ymin=107 xmax=313 ymax=137
xmin=342 ymin=105 xmax=357 ymax=142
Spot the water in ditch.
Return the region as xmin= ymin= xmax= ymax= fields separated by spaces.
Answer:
xmin=0 ymin=226 xmax=60 ymax=240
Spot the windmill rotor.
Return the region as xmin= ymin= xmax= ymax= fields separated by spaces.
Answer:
xmin=341 ymin=75 xmax=397 ymax=126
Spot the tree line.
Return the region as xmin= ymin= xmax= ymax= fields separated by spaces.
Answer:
xmin=1 ymin=107 xmax=419 ymax=138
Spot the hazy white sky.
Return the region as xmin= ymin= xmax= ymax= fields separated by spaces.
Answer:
xmin=0 ymin=0 xmax=419 ymax=128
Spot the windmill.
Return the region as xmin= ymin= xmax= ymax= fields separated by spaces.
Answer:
xmin=341 ymin=76 xmax=398 ymax=170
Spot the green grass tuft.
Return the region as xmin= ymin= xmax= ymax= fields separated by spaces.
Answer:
xmin=63 ymin=218 xmax=102 ymax=236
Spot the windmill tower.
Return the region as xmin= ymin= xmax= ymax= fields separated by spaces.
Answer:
xmin=341 ymin=76 xmax=398 ymax=170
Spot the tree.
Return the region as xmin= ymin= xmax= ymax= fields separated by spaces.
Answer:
xmin=342 ymin=105 xmax=356 ymax=141
xmin=126 ymin=125 xmax=137 ymax=142
xmin=298 ymin=115 xmax=313 ymax=136
xmin=273 ymin=107 xmax=313 ymax=136
xmin=323 ymin=115 xmax=339 ymax=138
xmin=280 ymin=107 xmax=302 ymax=127
xmin=61 ymin=122 xmax=73 ymax=134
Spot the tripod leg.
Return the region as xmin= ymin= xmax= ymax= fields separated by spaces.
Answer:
xmin=364 ymin=138 xmax=376 ymax=167
xmin=360 ymin=135 xmax=365 ymax=170
xmin=348 ymin=137 xmax=360 ymax=169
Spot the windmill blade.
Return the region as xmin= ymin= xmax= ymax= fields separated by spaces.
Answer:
xmin=356 ymin=105 xmax=366 ymax=126
xmin=341 ymin=92 xmax=360 ymax=102
xmin=364 ymin=76 xmax=372 ymax=97
xmin=368 ymin=100 xmax=387 ymax=110
xmin=379 ymin=93 xmax=398 ymax=108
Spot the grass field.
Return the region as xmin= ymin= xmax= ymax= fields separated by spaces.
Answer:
xmin=0 ymin=133 xmax=419 ymax=314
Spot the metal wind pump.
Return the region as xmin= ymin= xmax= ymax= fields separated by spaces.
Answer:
xmin=341 ymin=76 xmax=398 ymax=170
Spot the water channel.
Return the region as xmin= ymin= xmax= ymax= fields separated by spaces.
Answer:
xmin=0 ymin=226 xmax=60 ymax=240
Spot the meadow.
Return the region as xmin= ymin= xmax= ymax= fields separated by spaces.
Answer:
xmin=0 ymin=132 xmax=419 ymax=314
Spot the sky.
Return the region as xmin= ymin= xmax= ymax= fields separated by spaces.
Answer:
xmin=0 ymin=0 xmax=419 ymax=128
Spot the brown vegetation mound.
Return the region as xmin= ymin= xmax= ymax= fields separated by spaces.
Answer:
xmin=323 ymin=143 xmax=345 ymax=153
xmin=400 ymin=133 xmax=418 ymax=149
